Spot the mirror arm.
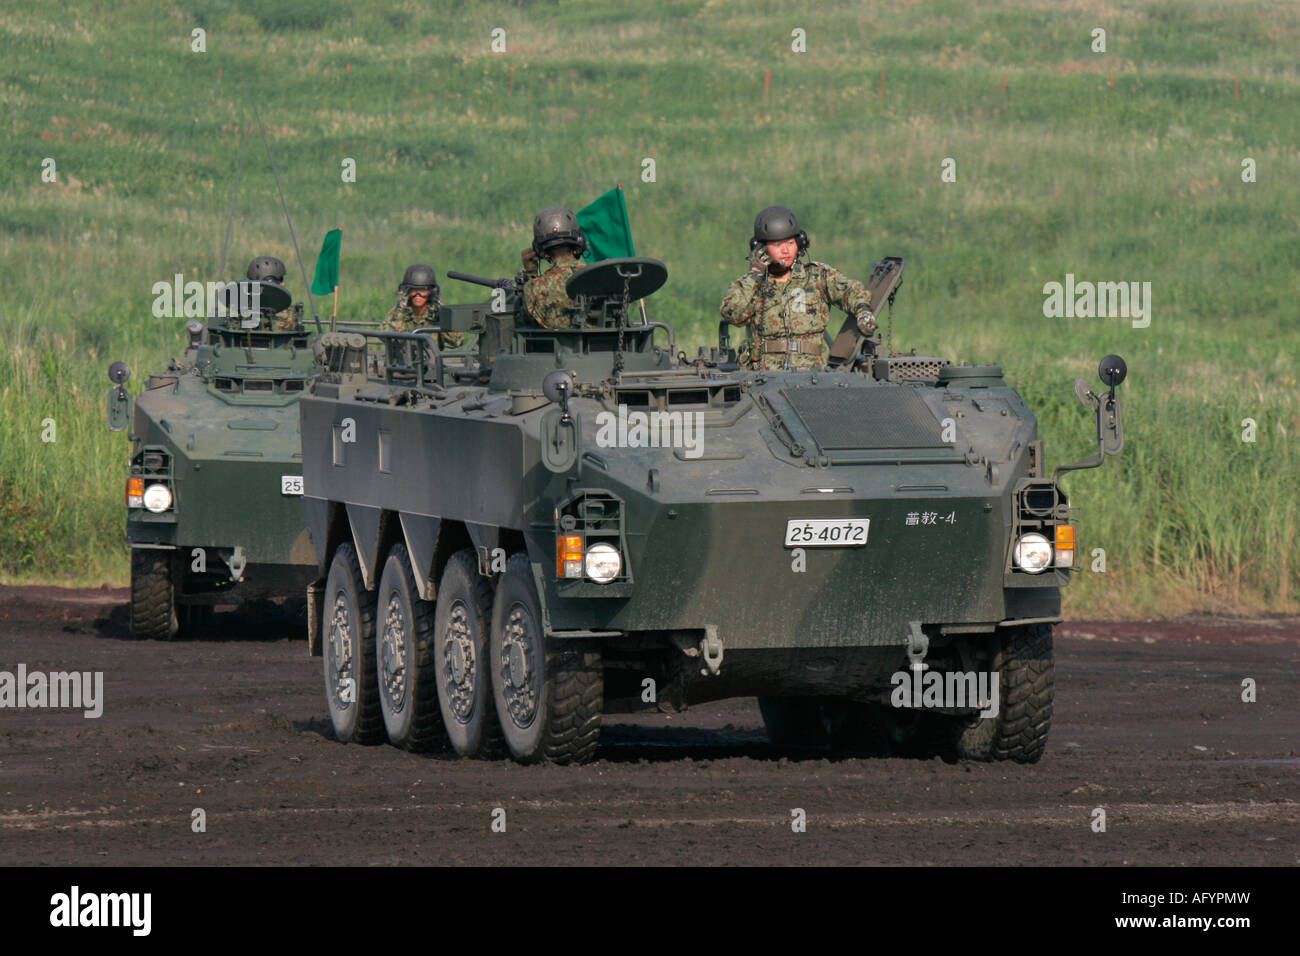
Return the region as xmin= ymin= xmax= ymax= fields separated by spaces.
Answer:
xmin=1053 ymin=391 xmax=1122 ymax=481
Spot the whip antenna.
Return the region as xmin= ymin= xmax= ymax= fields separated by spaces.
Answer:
xmin=252 ymin=99 xmax=322 ymax=334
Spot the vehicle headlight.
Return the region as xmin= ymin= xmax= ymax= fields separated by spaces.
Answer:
xmin=142 ymin=483 xmax=173 ymax=514
xmin=1013 ymin=533 xmax=1052 ymax=573
xmin=584 ymin=544 xmax=621 ymax=584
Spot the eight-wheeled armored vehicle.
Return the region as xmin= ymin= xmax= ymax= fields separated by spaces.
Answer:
xmin=106 ymin=283 xmax=322 ymax=639
xmin=300 ymin=256 xmax=1126 ymax=762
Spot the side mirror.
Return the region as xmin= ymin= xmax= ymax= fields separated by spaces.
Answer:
xmin=1099 ymin=354 xmax=1127 ymax=389
xmin=542 ymin=370 xmax=575 ymax=421
xmin=540 ymin=371 xmax=579 ymax=474
xmin=106 ymin=362 xmax=132 ymax=432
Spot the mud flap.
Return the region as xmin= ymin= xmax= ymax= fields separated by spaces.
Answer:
xmin=306 ymin=577 xmax=325 ymax=656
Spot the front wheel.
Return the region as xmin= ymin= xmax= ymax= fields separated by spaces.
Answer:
xmin=130 ymin=550 xmax=179 ymax=641
xmin=489 ymin=554 xmax=602 ymax=764
xmin=953 ymin=623 xmax=1055 ymax=762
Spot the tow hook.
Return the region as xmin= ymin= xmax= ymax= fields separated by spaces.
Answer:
xmin=224 ymin=546 xmax=247 ymax=583
xmin=700 ymin=625 xmax=724 ymax=677
xmin=906 ymin=621 xmax=929 ymax=674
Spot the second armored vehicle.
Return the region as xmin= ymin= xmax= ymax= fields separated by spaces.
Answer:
xmin=107 ymin=278 xmax=321 ymax=639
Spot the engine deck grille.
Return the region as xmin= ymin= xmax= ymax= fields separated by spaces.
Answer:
xmin=781 ymin=387 xmax=949 ymax=450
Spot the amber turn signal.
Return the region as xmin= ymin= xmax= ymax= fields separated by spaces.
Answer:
xmin=1054 ymin=524 xmax=1076 ymax=568
xmin=126 ymin=476 xmax=145 ymax=509
xmin=557 ymin=534 xmax=584 ymax=578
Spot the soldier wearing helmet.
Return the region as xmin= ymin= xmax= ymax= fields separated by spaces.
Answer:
xmin=521 ymin=206 xmax=588 ymax=329
xmin=719 ymin=206 xmax=873 ymax=371
xmin=246 ymin=255 xmax=301 ymax=331
xmin=384 ymin=262 xmax=464 ymax=349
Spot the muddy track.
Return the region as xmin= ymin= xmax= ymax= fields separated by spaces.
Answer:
xmin=1 ymin=586 xmax=1296 ymax=866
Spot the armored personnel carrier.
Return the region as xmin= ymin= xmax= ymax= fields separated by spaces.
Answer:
xmin=300 ymin=257 xmax=1126 ymax=762
xmin=106 ymin=281 xmax=322 ymax=639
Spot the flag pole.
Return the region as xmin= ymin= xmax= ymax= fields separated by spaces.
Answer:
xmin=331 ymin=226 xmax=341 ymax=331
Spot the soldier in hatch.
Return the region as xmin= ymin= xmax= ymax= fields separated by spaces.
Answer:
xmin=384 ymin=263 xmax=464 ymax=350
xmin=521 ymin=206 xmax=589 ymax=329
xmin=719 ymin=206 xmax=874 ymax=371
xmin=245 ymin=255 xmax=301 ymax=331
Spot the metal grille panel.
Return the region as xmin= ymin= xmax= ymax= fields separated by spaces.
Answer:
xmin=876 ymin=356 xmax=951 ymax=381
xmin=781 ymin=387 xmax=949 ymax=450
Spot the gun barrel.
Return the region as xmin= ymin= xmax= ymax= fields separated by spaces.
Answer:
xmin=447 ymin=270 xmax=504 ymax=289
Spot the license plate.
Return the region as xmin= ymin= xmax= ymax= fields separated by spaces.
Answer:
xmin=784 ymin=518 xmax=869 ymax=547
xmin=281 ymin=475 xmax=304 ymax=495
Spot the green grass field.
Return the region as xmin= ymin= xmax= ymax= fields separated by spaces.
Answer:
xmin=2 ymin=0 xmax=1296 ymax=615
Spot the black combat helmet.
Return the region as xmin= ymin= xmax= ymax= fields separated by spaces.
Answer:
xmin=247 ymin=255 xmax=287 ymax=284
xmin=532 ymin=206 xmax=588 ymax=259
xmin=399 ymin=263 xmax=439 ymax=293
xmin=751 ymin=205 xmax=809 ymax=254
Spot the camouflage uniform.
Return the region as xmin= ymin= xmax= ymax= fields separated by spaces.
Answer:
xmin=524 ymin=254 xmax=586 ymax=329
xmin=384 ymin=295 xmax=465 ymax=349
xmin=271 ymin=307 xmax=300 ymax=332
xmin=720 ymin=260 xmax=871 ymax=370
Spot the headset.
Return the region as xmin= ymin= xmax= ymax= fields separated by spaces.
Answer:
xmin=533 ymin=231 xmax=588 ymax=260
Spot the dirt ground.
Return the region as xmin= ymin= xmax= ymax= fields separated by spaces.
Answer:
xmin=1 ymin=585 xmax=1296 ymax=866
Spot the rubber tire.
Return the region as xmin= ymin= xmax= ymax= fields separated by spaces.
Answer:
xmin=955 ymin=622 xmax=1055 ymax=763
xmin=433 ymin=549 xmax=502 ymax=757
xmin=323 ymin=543 xmax=384 ymax=745
xmin=130 ymin=550 xmax=179 ymax=641
xmin=489 ymin=553 xmax=602 ymax=764
xmin=376 ymin=543 xmax=447 ymax=752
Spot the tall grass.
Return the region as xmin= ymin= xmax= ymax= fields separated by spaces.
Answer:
xmin=0 ymin=307 xmax=144 ymax=581
xmin=0 ymin=0 xmax=1296 ymax=613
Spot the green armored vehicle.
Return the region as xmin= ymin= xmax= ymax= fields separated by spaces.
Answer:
xmin=107 ymin=267 xmax=322 ymax=639
xmin=300 ymin=256 xmax=1126 ymax=763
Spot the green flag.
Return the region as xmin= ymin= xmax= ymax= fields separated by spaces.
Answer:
xmin=310 ymin=228 xmax=342 ymax=295
xmin=577 ymin=187 xmax=635 ymax=262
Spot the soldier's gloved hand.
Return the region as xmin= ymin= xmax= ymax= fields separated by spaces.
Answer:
xmin=521 ymin=246 xmax=539 ymax=273
xmin=748 ymin=246 xmax=771 ymax=276
xmin=855 ymin=311 xmax=878 ymax=335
